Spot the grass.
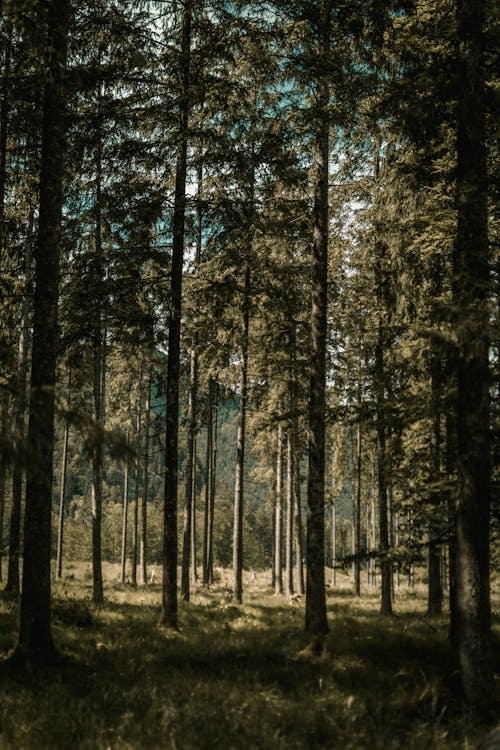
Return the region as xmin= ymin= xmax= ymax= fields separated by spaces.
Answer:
xmin=0 ymin=565 xmax=498 ymax=749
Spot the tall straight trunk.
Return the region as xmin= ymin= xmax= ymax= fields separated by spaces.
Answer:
xmin=160 ymin=0 xmax=192 ymax=629
xmin=91 ymin=96 xmax=105 ymax=605
xmin=181 ymin=347 xmax=197 ymax=600
xmin=446 ymin=408 xmax=458 ymax=650
xmin=131 ymin=380 xmax=142 ymax=588
xmin=120 ymin=444 xmax=129 ymax=584
xmin=6 ymin=210 xmax=34 ymax=594
xmin=294 ymin=456 xmax=305 ymax=596
xmin=428 ymin=354 xmax=443 ymax=615
xmin=208 ymin=392 xmax=218 ymax=584
xmin=202 ymin=378 xmax=213 ymax=585
xmin=191 ymin=435 xmax=198 ymax=584
xmin=374 ymin=140 xmax=392 ymax=615
xmin=274 ymin=424 xmax=283 ymax=595
xmin=91 ymin=339 xmax=104 ymax=603
xmin=453 ymin=0 xmax=491 ymax=706
xmin=375 ymin=332 xmax=392 ymax=615
xmin=139 ymin=377 xmax=151 ymax=586
xmin=289 ymin=324 xmax=304 ymax=595
xmin=305 ymin=0 xmax=331 ymax=637
xmin=354 ymin=421 xmax=362 ymax=596
xmin=55 ymin=370 xmax=71 ymax=581
xmin=232 ymin=264 xmax=250 ymax=603
xmin=285 ymin=427 xmax=294 ymax=597
xmin=14 ymin=0 xmax=70 ymax=664
xmin=182 ymin=161 xmax=203 ymax=599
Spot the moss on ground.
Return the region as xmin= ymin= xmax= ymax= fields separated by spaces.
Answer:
xmin=0 ymin=567 xmax=498 ymax=749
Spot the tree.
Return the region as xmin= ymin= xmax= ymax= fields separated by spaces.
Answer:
xmin=160 ymin=0 xmax=193 ymax=629
xmin=452 ymin=0 xmax=492 ymax=707
xmin=12 ymin=0 xmax=70 ymax=665
xmin=304 ymin=0 xmax=331 ymax=637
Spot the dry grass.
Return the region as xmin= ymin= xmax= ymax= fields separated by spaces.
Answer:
xmin=0 ymin=564 xmax=498 ymax=749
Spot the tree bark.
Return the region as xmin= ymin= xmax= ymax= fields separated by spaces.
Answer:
xmin=55 ymin=370 xmax=71 ymax=581
xmin=191 ymin=435 xmax=198 ymax=584
xmin=14 ymin=0 xmax=70 ymax=664
xmin=139 ymin=376 xmax=151 ymax=586
xmin=160 ymin=0 xmax=192 ymax=629
xmin=274 ymin=423 xmax=283 ymax=595
xmin=202 ymin=378 xmax=213 ymax=585
xmin=427 ymin=353 xmax=443 ymax=615
xmin=131 ymin=380 xmax=142 ymax=588
xmin=354 ymin=421 xmax=362 ymax=596
xmin=285 ymin=427 xmax=294 ymax=598
xmin=208 ymin=391 xmax=218 ymax=584
xmin=232 ymin=264 xmax=250 ymax=603
xmin=6 ymin=210 xmax=34 ymax=594
xmin=120 ymin=441 xmax=129 ymax=584
xmin=305 ymin=0 xmax=331 ymax=637
xmin=452 ymin=0 xmax=492 ymax=706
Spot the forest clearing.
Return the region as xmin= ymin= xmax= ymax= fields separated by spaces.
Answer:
xmin=0 ymin=565 xmax=498 ymax=750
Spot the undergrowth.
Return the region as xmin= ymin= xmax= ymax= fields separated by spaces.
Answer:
xmin=0 ymin=566 xmax=498 ymax=749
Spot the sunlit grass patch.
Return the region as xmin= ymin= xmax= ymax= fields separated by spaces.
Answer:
xmin=0 ymin=567 xmax=498 ymax=749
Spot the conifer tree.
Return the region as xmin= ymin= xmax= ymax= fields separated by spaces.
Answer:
xmin=13 ymin=0 xmax=70 ymax=665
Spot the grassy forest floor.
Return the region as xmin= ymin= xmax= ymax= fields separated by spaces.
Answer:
xmin=0 ymin=564 xmax=499 ymax=750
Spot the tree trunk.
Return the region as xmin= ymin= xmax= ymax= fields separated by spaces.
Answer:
xmin=6 ymin=210 xmax=34 ymax=594
xmin=120 ymin=443 xmax=129 ymax=584
xmin=305 ymin=0 xmax=331 ymax=637
xmin=375 ymin=331 xmax=392 ymax=615
xmin=14 ymin=0 xmax=70 ymax=664
xmin=160 ymin=0 xmax=192 ymax=629
xmin=453 ymin=0 xmax=492 ymax=706
xmin=427 ymin=354 xmax=443 ymax=615
xmin=55 ymin=370 xmax=71 ymax=581
xmin=202 ymin=378 xmax=213 ymax=585
xmin=232 ymin=264 xmax=250 ymax=603
xmin=131 ymin=380 xmax=142 ymax=588
xmin=274 ymin=424 xmax=283 ymax=595
xmin=207 ymin=384 xmax=218 ymax=585
xmin=294 ymin=456 xmax=305 ymax=596
xmin=181 ymin=351 xmax=197 ymax=600
xmin=285 ymin=427 xmax=294 ymax=598
xmin=191 ymin=435 xmax=198 ymax=584
xmin=354 ymin=421 xmax=362 ymax=596
xmin=139 ymin=376 xmax=151 ymax=586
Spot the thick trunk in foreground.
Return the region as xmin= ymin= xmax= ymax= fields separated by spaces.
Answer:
xmin=14 ymin=0 xmax=70 ymax=664
xmin=305 ymin=0 xmax=331 ymax=637
xmin=160 ymin=0 xmax=192 ymax=629
xmin=453 ymin=0 xmax=492 ymax=707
